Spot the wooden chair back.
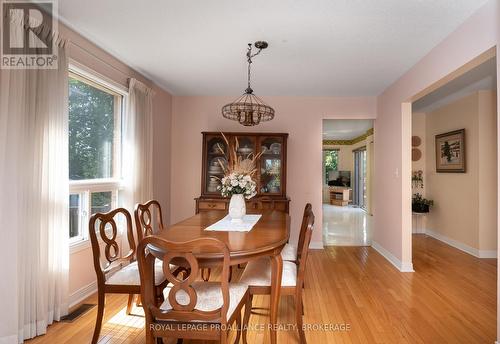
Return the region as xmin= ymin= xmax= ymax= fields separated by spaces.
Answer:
xmin=89 ymin=208 xmax=136 ymax=285
xmin=137 ymin=236 xmax=232 ymax=324
xmin=296 ymin=203 xmax=313 ymax=262
xmin=296 ymin=209 xmax=315 ymax=289
xmin=134 ymin=200 xmax=165 ymax=242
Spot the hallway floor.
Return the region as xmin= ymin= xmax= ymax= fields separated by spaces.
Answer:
xmin=322 ymin=204 xmax=372 ymax=246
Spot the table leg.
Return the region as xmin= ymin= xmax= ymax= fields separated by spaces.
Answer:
xmin=269 ymin=253 xmax=283 ymax=344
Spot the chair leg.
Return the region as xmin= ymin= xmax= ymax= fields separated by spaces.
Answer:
xmin=126 ymin=294 xmax=134 ymax=315
xmin=229 ymin=266 xmax=233 ymax=282
xmin=91 ymin=290 xmax=105 ymax=344
xmin=221 ymin=328 xmax=228 ymax=344
xmin=295 ymin=292 xmax=306 ymax=344
xmin=145 ymin=330 xmax=154 ymax=344
xmin=233 ymin=312 xmax=242 ymax=344
xmin=136 ymin=294 xmax=142 ymax=307
xmin=242 ymin=294 xmax=253 ymax=344
xmin=201 ymin=268 xmax=211 ymax=281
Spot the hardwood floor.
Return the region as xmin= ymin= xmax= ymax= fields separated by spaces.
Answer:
xmin=27 ymin=235 xmax=496 ymax=343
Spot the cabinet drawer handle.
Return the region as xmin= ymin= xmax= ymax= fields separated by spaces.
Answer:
xmin=208 ymin=203 xmax=216 ymax=208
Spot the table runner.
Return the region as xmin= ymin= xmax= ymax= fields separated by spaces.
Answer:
xmin=204 ymin=214 xmax=262 ymax=232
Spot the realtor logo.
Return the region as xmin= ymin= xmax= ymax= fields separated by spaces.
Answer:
xmin=1 ymin=0 xmax=58 ymax=69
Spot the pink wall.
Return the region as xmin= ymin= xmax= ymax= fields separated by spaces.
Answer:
xmin=375 ymin=0 xmax=499 ymax=269
xmin=170 ymin=96 xmax=377 ymax=246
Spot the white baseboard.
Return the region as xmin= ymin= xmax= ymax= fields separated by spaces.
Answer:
xmin=424 ymin=229 xmax=497 ymax=259
xmin=309 ymin=241 xmax=324 ymax=249
xmin=371 ymin=241 xmax=414 ymax=272
xmin=478 ymin=250 xmax=497 ymax=259
xmin=69 ymin=281 xmax=97 ymax=309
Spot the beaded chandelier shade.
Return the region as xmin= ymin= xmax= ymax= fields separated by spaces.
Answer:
xmin=222 ymin=41 xmax=275 ymax=127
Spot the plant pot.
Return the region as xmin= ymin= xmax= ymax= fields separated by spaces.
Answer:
xmin=412 ymin=203 xmax=429 ymax=213
xmin=229 ymin=194 xmax=246 ymax=223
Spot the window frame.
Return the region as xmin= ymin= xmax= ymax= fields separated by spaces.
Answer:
xmin=68 ymin=63 xmax=128 ymax=251
xmin=323 ymin=148 xmax=339 ymax=185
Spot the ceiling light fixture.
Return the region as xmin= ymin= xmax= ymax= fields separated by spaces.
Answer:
xmin=221 ymin=41 xmax=275 ymax=126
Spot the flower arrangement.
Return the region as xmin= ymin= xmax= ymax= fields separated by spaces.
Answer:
xmin=219 ymin=173 xmax=257 ymax=199
xmin=216 ymin=133 xmax=261 ymax=199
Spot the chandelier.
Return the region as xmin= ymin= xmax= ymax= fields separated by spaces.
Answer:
xmin=222 ymin=41 xmax=275 ymax=126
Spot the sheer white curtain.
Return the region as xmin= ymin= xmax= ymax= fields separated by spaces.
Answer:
xmin=0 ymin=14 xmax=69 ymax=343
xmin=123 ymin=78 xmax=154 ymax=210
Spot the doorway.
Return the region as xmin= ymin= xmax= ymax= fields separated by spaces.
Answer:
xmin=322 ymin=119 xmax=374 ymax=246
xmin=353 ymin=147 xmax=367 ymax=208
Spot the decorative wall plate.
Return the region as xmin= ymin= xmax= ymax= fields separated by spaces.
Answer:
xmin=412 ymin=148 xmax=422 ymax=161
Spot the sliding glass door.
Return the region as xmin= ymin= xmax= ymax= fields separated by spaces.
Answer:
xmin=353 ymin=147 xmax=367 ymax=209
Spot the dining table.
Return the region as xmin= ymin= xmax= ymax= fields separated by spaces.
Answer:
xmin=150 ymin=209 xmax=290 ymax=344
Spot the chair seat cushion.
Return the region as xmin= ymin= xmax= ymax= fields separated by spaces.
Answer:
xmin=281 ymin=243 xmax=297 ymax=261
xmin=106 ymin=260 xmax=166 ymax=286
xmin=160 ymin=282 xmax=248 ymax=321
xmin=239 ymin=258 xmax=297 ymax=287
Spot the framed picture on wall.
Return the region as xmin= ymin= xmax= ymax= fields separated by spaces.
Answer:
xmin=435 ymin=129 xmax=466 ymax=173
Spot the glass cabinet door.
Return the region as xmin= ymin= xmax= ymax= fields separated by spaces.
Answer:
xmin=205 ymin=135 xmax=228 ymax=194
xmin=233 ymin=135 xmax=257 ymax=161
xmin=258 ymin=136 xmax=284 ymax=195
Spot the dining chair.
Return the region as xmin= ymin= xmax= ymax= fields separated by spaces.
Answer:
xmin=281 ymin=203 xmax=312 ymax=263
xmin=240 ymin=207 xmax=315 ymax=344
xmin=136 ymin=236 xmax=251 ymax=344
xmin=89 ymin=208 xmax=168 ymax=344
xmin=135 ymin=200 xmax=188 ymax=284
xmin=134 ymin=199 xmax=165 ymax=242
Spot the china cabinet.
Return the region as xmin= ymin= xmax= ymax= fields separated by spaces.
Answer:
xmin=195 ymin=132 xmax=290 ymax=213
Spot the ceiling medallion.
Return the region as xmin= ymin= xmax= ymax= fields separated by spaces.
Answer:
xmin=222 ymin=41 xmax=275 ymax=126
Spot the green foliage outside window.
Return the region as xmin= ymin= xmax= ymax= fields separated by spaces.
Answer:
xmin=69 ymin=77 xmax=115 ymax=180
xmin=324 ymin=150 xmax=338 ymax=182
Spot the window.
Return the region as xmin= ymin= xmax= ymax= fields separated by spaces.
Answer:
xmin=68 ymin=69 xmax=124 ymax=244
xmin=323 ymin=149 xmax=339 ymax=185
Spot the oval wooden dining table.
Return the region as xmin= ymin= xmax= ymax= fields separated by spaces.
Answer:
xmin=150 ymin=209 xmax=290 ymax=344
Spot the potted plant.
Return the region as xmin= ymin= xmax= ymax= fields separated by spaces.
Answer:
xmin=412 ymin=193 xmax=434 ymax=213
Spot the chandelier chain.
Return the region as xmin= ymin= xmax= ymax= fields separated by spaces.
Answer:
xmin=246 ymin=43 xmax=264 ymax=94
xmin=247 ymin=44 xmax=252 ymax=92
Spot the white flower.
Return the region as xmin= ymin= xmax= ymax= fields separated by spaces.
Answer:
xmin=218 ymin=172 xmax=257 ymax=198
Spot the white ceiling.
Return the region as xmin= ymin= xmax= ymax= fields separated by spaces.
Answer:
xmin=58 ymin=0 xmax=489 ymax=96
xmin=323 ymin=119 xmax=374 ymax=140
xmin=413 ymin=57 xmax=497 ymax=113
